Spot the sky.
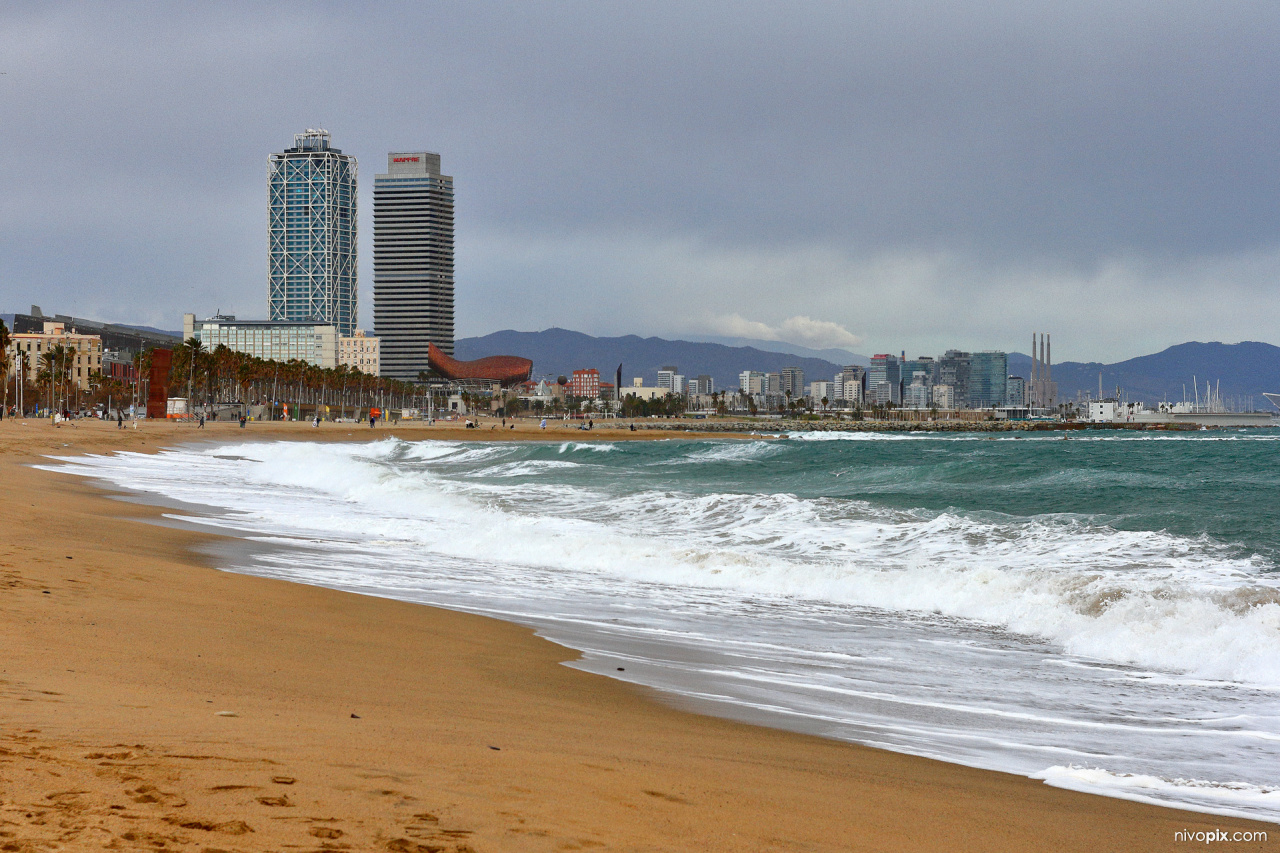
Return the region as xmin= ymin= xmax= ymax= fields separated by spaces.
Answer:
xmin=2 ymin=2 xmax=1280 ymax=363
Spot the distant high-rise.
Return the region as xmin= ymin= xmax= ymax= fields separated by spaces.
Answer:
xmin=968 ymin=351 xmax=1009 ymax=409
xmin=939 ymin=350 xmax=972 ymax=408
xmin=268 ymin=130 xmax=357 ymax=336
xmin=868 ymin=354 xmax=901 ymax=404
xmin=373 ymin=151 xmax=455 ymax=380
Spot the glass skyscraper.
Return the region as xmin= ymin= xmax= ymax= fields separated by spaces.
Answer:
xmin=968 ymin=351 xmax=1009 ymax=408
xmin=268 ymin=129 xmax=357 ymax=336
xmin=373 ymin=151 xmax=454 ymax=380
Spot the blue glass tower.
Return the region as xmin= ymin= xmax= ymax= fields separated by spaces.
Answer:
xmin=268 ymin=130 xmax=357 ymax=336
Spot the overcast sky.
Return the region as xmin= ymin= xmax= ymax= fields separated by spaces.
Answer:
xmin=3 ymin=2 xmax=1279 ymax=362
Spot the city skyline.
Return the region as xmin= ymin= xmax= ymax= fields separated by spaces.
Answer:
xmin=3 ymin=5 xmax=1280 ymax=363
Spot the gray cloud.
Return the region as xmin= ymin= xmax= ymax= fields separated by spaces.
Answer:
xmin=2 ymin=2 xmax=1279 ymax=361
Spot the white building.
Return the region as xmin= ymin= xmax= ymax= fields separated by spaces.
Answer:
xmin=627 ymin=377 xmax=669 ymax=401
xmin=809 ymin=381 xmax=833 ymax=403
xmin=338 ymin=329 xmax=380 ymax=375
xmin=740 ymin=370 xmax=766 ymax=394
xmin=184 ymin=313 xmax=338 ymax=368
xmin=834 ymin=365 xmax=865 ymax=405
xmin=932 ymin=384 xmax=955 ymax=409
xmin=903 ymin=372 xmax=931 ymax=409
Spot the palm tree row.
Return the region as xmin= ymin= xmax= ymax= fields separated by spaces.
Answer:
xmin=167 ymin=340 xmax=429 ymax=419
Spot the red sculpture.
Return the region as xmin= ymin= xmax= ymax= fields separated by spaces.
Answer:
xmin=427 ymin=343 xmax=533 ymax=386
xmin=146 ymin=349 xmax=172 ymax=419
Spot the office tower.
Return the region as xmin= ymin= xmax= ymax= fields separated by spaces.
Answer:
xmin=939 ymin=350 xmax=972 ymax=408
xmin=868 ymin=354 xmax=901 ymax=404
xmin=373 ymin=151 xmax=456 ymax=380
xmin=268 ymin=129 xmax=357 ymax=336
xmin=1006 ymin=375 xmax=1027 ymax=407
xmin=657 ymin=366 xmax=678 ymax=390
xmin=968 ymin=351 xmax=1009 ymax=408
xmin=900 ymin=356 xmax=937 ymax=388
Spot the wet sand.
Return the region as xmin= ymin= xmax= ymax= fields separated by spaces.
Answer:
xmin=0 ymin=417 xmax=1273 ymax=851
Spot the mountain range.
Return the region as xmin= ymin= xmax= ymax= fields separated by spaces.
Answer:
xmin=460 ymin=328 xmax=1280 ymax=408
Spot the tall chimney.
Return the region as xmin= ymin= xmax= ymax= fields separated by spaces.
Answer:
xmin=1047 ymin=334 xmax=1052 ymax=382
xmin=1031 ymin=332 xmax=1037 ymax=385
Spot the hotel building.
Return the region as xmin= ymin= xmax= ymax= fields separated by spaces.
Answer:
xmin=184 ymin=314 xmax=337 ymax=369
xmin=268 ymin=130 xmax=357 ymax=336
xmin=373 ymin=151 xmax=455 ymax=381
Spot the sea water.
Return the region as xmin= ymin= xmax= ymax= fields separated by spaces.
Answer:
xmin=47 ymin=431 xmax=1280 ymax=821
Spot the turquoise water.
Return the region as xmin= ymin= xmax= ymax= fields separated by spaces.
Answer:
xmin=50 ymin=429 xmax=1280 ymax=821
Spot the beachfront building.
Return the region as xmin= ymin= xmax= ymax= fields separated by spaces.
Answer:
xmin=568 ymin=368 xmax=600 ymax=399
xmin=183 ymin=314 xmax=338 ymax=369
xmin=969 ymin=351 xmax=1009 ymax=409
xmin=338 ymin=329 xmax=380 ymax=375
xmin=5 ymin=322 xmax=102 ymax=391
xmin=268 ymin=129 xmax=357 ymax=336
xmin=373 ymin=151 xmax=455 ymax=380
xmin=809 ymin=381 xmax=833 ymax=404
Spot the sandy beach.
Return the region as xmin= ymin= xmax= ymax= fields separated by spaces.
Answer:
xmin=0 ymin=418 xmax=1273 ymax=852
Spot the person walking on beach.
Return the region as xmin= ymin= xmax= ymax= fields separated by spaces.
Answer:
xmin=198 ymin=414 xmax=205 ymax=429
xmin=370 ymin=413 xmax=376 ymax=428
xmin=117 ymin=412 xmax=123 ymax=429
xmin=239 ymin=414 xmax=246 ymax=428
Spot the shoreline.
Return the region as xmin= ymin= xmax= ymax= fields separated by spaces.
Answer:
xmin=1 ymin=419 xmax=1274 ymax=851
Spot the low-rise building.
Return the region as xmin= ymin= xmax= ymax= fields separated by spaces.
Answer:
xmin=6 ymin=322 xmax=103 ymax=391
xmin=184 ymin=313 xmax=338 ymax=368
xmin=626 ymin=378 xmax=669 ymax=401
xmin=339 ymin=329 xmax=380 ymax=375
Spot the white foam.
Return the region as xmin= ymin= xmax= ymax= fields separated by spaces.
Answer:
xmin=49 ymin=438 xmax=1280 ymax=689
xmin=1034 ymin=765 xmax=1280 ymax=822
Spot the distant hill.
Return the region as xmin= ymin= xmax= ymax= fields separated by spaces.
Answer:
xmin=689 ymin=335 xmax=868 ymax=366
xmin=455 ymin=328 xmax=850 ymax=390
xmin=460 ymin=330 xmax=1280 ymax=407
